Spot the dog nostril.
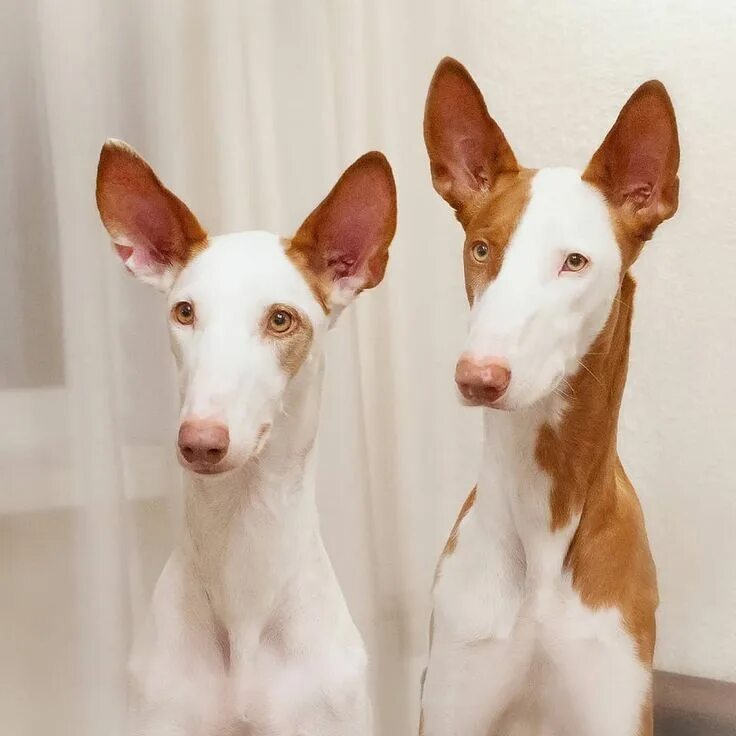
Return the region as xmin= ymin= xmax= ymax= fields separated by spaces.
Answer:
xmin=480 ymin=364 xmax=511 ymax=390
xmin=178 ymin=420 xmax=230 ymax=468
xmin=455 ymin=355 xmax=511 ymax=403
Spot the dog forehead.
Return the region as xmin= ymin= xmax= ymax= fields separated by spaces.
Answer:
xmin=516 ymin=168 xmax=619 ymax=258
xmin=177 ymin=231 xmax=316 ymax=306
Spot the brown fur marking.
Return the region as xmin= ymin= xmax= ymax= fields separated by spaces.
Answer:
xmin=282 ymin=237 xmax=330 ymax=314
xmin=536 ymin=274 xmax=658 ymax=666
xmin=442 ymin=486 xmax=478 ymax=558
xmin=461 ymin=170 xmax=535 ymax=305
xmin=261 ymin=306 xmax=314 ymax=378
xmin=547 ymin=78 xmax=680 ymax=678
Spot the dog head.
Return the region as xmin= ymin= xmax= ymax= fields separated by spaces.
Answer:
xmin=96 ymin=141 xmax=396 ymax=474
xmin=424 ymin=58 xmax=679 ymax=410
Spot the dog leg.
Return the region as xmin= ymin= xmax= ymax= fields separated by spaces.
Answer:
xmin=129 ymin=552 xmax=227 ymax=735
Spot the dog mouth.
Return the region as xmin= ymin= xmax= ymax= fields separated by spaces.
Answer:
xmin=456 ymin=382 xmax=510 ymax=409
xmin=177 ymin=455 xmax=234 ymax=476
xmin=189 ymin=465 xmax=229 ymax=476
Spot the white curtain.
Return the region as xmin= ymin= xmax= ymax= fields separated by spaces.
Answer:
xmin=2 ymin=1 xmax=735 ymax=734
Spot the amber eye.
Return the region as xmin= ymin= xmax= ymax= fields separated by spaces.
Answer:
xmin=471 ymin=241 xmax=490 ymax=263
xmin=172 ymin=301 xmax=195 ymax=325
xmin=268 ymin=308 xmax=294 ymax=335
xmin=562 ymin=253 xmax=589 ymax=272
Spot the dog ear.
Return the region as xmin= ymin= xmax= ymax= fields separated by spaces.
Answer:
xmin=287 ymin=151 xmax=397 ymax=316
xmin=424 ymin=57 xmax=519 ymax=219
xmin=96 ymin=139 xmax=207 ymax=291
xmin=583 ymin=80 xmax=680 ymax=245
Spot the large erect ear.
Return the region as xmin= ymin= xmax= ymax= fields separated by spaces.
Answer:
xmin=96 ymin=139 xmax=207 ymax=291
xmin=287 ymin=151 xmax=397 ymax=315
xmin=583 ymin=81 xmax=680 ymax=243
xmin=424 ymin=57 xmax=519 ymax=216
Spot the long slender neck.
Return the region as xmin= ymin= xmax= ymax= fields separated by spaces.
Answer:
xmin=478 ymin=274 xmax=636 ymax=536
xmin=182 ymin=356 xmax=325 ymax=574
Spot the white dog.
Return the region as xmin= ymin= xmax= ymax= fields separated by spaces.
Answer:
xmin=96 ymin=140 xmax=397 ymax=735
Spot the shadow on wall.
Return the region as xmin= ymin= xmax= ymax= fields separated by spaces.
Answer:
xmin=654 ymin=672 xmax=736 ymax=735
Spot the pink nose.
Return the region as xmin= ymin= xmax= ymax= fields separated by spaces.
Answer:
xmin=178 ymin=420 xmax=230 ymax=466
xmin=455 ymin=355 xmax=511 ymax=405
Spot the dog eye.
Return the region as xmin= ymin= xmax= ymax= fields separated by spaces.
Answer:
xmin=561 ymin=253 xmax=589 ymax=272
xmin=172 ymin=301 xmax=195 ymax=326
xmin=471 ymin=241 xmax=490 ymax=263
xmin=268 ymin=308 xmax=294 ymax=335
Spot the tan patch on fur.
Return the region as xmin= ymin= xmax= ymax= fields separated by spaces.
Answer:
xmin=536 ymin=274 xmax=658 ymax=665
xmin=535 ymin=79 xmax=679 ymax=675
xmin=461 ymin=170 xmax=535 ymax=305
xmin=442 ymin=486 xmax=477 ymax=558
xmin=261 ymin=306 xmax=314 ymax=377
xmin=282 ymin=237 xmax=330 ymax=314
xmin=186 ymin=237 xmax=209 ymax=263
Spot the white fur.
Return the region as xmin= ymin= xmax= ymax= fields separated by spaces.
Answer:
xmin=168 ymin=232 xmax=327 ymax=466
xmin=421 ymin=170 xmax=649 ymax=735
xmin=129 ymin=232 xmax=371 ymax=735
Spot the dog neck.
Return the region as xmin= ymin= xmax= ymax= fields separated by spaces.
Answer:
xmin=476 ymin=274 xmax=635 ymax=560
xmin=181 ymin=355 xmax=326 ymax=621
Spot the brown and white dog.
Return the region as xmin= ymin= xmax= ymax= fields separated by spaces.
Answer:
xmin=419 ymin=58 xmax=679 ymax=735
xmin=96 ymin=141 xmax=396 ymax=735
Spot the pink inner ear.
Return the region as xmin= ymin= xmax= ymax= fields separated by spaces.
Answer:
xmin=97 ymin=141 xmax=207 ymax=281
xmin=290 ymin=152 xmax=396 ymax=299
xmin=622 ymin=128 xmax=672 ymax=205
xmin=322 ymin=202 xmax=384 ymax=277
xmin=115 ymin=244 xmax=134 ymax=262
xmin=424 ymin=59 xmax=518 ymax=208
xmin=585 ymin=81 xmax=678 ymax=220
xmin=116 ymin=191 xmax=182 ymax=267
xmin=623 ymin=152 xmax=658 ymax=205
xmin=315 ymin=157 xmax=395 ymax=288
xmin=428 ymin=71 xmax=494 ymax=190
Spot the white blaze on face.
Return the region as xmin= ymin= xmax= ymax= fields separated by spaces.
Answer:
xmin=169 ymin=232 xmax=327 ymax=467
xmin=464 ymin=168 xmax=622 ymax=409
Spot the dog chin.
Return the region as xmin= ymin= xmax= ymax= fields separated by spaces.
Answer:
xmin=458 ymin=395 xmax=514 ymax=411
xmin=178 ymin=457 xmax=237 ymax=476
xmin=456 ymin=387 xmax=512 ymax=411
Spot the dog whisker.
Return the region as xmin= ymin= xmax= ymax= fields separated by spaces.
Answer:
xmin=577 ymin=360 xmax=604 ymax=387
